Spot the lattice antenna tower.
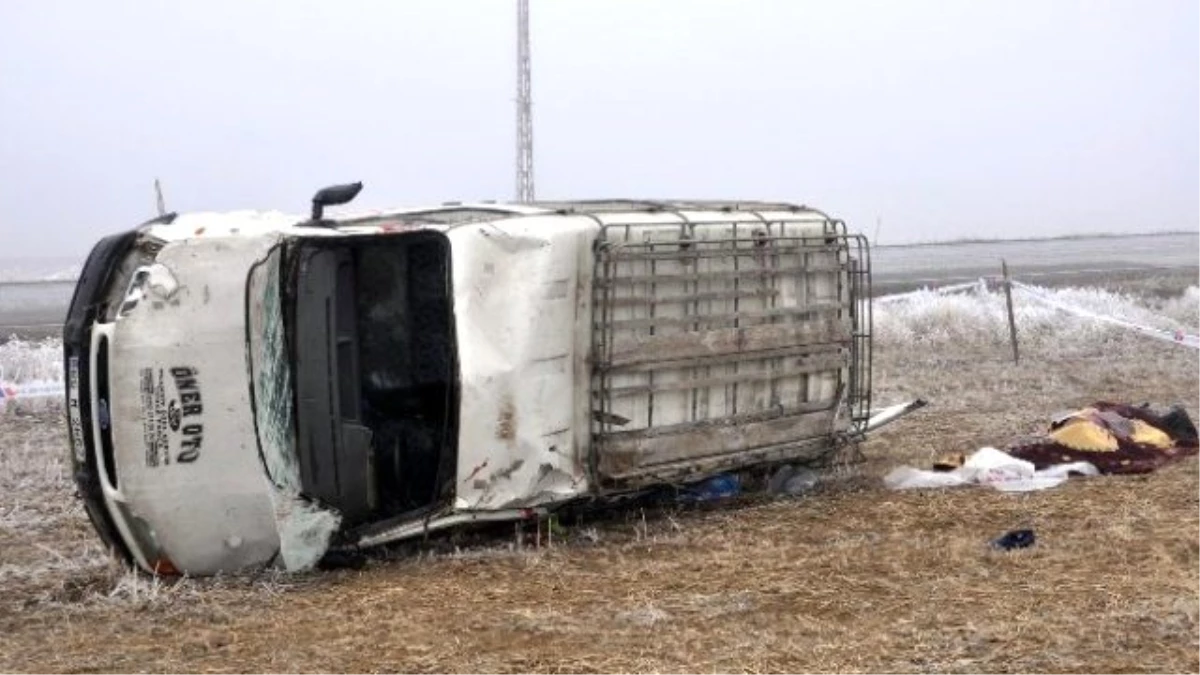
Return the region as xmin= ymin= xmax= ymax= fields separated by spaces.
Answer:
xmin=154 ymin=178 xmax=167 ymax=216
xmin=515 ymin=0 xmax=535 ymax=202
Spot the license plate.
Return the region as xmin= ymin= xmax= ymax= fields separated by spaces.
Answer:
xmin=67 ymin=356 xmax=86 ymax=462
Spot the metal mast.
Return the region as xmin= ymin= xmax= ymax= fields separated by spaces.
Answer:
xmin=515 ymin=0 xmax=535 ymax=202
xmin=154 ymin=178 xmax=166 ymax=216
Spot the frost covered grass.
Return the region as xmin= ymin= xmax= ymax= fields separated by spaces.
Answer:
xmin=0 ymin=279 xmax=1196 ymax=672
xmin=3 ymin=284 xmax=1196 ymax=387
xmin=0 ymin=411 xmax=114 ymax=610
xmin=874 ymin=283 xmax=1198 ymax=351
xmin=0 ymin=336 xmax=62 ymax=385
xmin=0 ymin=408 xmax=316 ymax=623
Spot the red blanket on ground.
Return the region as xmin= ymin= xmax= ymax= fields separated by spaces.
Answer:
xmin=1007 ymin=402 xmax=1198 ymax=475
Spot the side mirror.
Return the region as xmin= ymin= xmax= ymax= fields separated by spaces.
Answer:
xmin=308 ymin=182 xmax=364 ymax=224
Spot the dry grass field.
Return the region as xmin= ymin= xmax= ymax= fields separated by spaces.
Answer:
xmin=0 ymin=277 xmax=1197 ymax=673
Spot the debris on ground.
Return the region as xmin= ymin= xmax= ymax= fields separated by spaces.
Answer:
xmin=864 ymin=398 xmax=929 ymax=432
xmin=885 ymin=402 xmax=1197 ymax=491
xmin=767 ymin=464 xmax=820 ymax=496
xmin=991 ymin=529 xmax=1036 ymax=551
xmin=884 ymin=446 xmax=1098 ymax=492
xmin=1007 ymin=402 xmax=1199 ymax=474
xmin=682 ymin=473 xmax=741 ymax=502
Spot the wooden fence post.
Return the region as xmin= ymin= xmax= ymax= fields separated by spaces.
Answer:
xmin=1002 ymin=259 xmax=1020 ymax=364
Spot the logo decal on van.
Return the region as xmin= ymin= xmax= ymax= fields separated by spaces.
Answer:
xmin=140 ymin=366 xmax=205 ymax=467
xmin=167 ymin=400 xmax=182 ymax=432
xmin=170 ymin=367 xmax=204 ymax=463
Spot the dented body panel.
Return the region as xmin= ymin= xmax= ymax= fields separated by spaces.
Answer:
xmin=66 ymin=200 xmax=873 ymax=576
xmin=447 ymin=218 xmax=596 ymax=510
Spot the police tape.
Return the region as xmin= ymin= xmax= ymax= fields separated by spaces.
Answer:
xmin=0 ymin=379 xmax=61 ymax=407
xmin=1011 ymin=280 xmax=1200 ymax=349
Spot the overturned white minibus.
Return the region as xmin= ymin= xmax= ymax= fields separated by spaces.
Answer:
xmin=64 ymin=184 xmax=896 ymax=576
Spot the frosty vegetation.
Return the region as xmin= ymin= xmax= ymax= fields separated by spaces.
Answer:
xmin=0 ymin=336 xmax=62 ymax=385
xmin=3 ymin=283 xmax=1195 ymax=388
xmin=874 ymin=283 xmax=1197 ymax=350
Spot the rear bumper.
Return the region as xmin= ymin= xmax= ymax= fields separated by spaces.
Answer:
xmin=63 ymin=230 xmax=138 ymax=566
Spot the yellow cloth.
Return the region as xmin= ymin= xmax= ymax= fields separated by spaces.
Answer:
xmin=1130 ymin=419 xmax=1173 ymax=449
xmin=1049 ymin=419 xmax=1119 ymax=452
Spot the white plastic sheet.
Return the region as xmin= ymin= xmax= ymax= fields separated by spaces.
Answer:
xmin=884 ymin=446 xmax=1098 ymax=492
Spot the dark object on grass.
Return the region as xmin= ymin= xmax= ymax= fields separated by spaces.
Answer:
xmin=317 ymin=550 xmax=367 ymax=571
xmin=991 ymin=529 xmax=1036 ymax=551
xmin=1157 ymin=404 xmax=1199 ymax=446
xmin=680 ymin=473 xmax=741 ymax=502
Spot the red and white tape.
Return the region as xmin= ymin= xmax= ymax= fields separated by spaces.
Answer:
xmin=0 ymin=379 xmax=61 ymax=408
xmin=1012 ymin=281 xmax=1200 ymax=349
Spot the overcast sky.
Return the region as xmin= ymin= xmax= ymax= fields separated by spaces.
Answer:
xmin=1 ymin=0 xmax=1196 ymax=258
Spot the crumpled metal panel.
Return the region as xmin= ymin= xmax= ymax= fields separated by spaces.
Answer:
xmin=447 ymin=218 xmax=597 ymax=510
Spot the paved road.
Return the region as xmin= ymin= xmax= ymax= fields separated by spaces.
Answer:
xmin=2 ymin=232 xmax=1196 ymax=341
xmin=870 ymin=232 xmax=1198 ymax=294
xmin=0 ymin=280 xmax=74 ymax=341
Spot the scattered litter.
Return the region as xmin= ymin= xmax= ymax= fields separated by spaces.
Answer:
xmin=886 ymin=402 xmax=1197 ymax=491
xmin=767 ymin=465 xmax=820 ymax=496
xmin=932 ymin=453 xmax=966 ymax=471
xmin=884 ymin=446 xmax=1098 ymax=492
xmin=991 ymin=529 xmax=1036 ymax=551
xmin=683 ymin=473 xmax=741 ymax=502
xmin=863 ymin=398 xmax=928 ymax=432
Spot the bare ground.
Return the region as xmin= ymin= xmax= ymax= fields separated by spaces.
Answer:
xmin=0 ymin=293 xmax=1197 ymax=672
